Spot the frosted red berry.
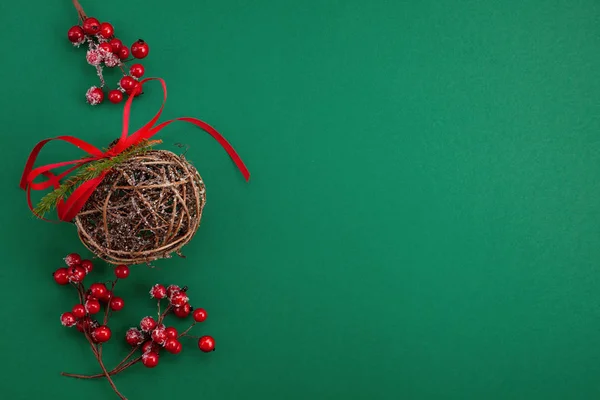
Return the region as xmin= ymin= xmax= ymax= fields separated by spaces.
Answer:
xmin=85 ymin=299 xmax=101 ymax=315
xmin=69 ymin=266 xmax=87 ymax=283
xmin=151 ymin=326 xmax=168 ymax=345
xmin=173 ymin=303 xmax=191 ymax=318
xmin=82 ymin=17 xmax=101 ymax=35
xmin=108 ymin=90 xmax=123 ymax=104
xmin=140 ymin=316 xmax=157 ymax=332
xmin=198 ymin=335 xmax=216 ymax=352
xmin=129 ymin=64 xmax=145 ymax=78
xmin=118 ymin=45 xmax=129 ymax=60
xmin=64 ymin=253 xmax=82 ymax=267
xmin=166 ymin=285 xmax=181 ymax=298
xmin=80 ymin=259 xmax=93 ymax=274
xmin=193 ymin=308 xmax=207 ymax=322
xmin=72 ymin=304 xmax=86 ymax=319
xmin=99 ymin=22 xmax=114 ymax=39
xmin=53 ymin=268 xmax=70 ymax=285
xmin=164 ymin=338 xmax=182 ymax=354
xmin=85 ymin=86 xmax=104 ymax=105
xmin=60 ymin=312 xmax=77 ymax=327
xmin=67 ymin=26 xmax=85 ymax=44
xmin=150 ymin=284 xmax=167 ymax=299
xmin=76 ymin=316 xmax=93 ymax=333
xmin=170 ymin=291 xmax=189 ymax=307
xmin=109 ymin=38 xmax=123 ymax=53
xmin=131 ymin=40 xmax=149 ymax=59
xmin=92 ymin=325 xmax=112 ymax=343
xmin=142 ymin=340 xmax=158 ymax=354
xmin=114 ymin=265 xmax=130 ymax=279
xmin=119 ymin=76 xmax=136 ymax=91
xmin=125 ymin=328 xmax=144 ymax=346
xmin=89 ymin=283 xmax=108 ymax=299
xmin=142 ymin=351 xmax=159 ymax=368
xmin=164 ymin=327 xmax=178 ymax=339
xmin=109 ymin=297 xmax=125 ymax=311
xmin=98 ymin=42 xmax=113 ymax=54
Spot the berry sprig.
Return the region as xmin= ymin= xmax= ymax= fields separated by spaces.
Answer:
xmin=68 ymin=0 xmax=150 ymax=106
xmin=53 ymin=253 xmax=214 ymax=399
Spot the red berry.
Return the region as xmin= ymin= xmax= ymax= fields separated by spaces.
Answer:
xmin=192 ymin=308 xmax=207 ymax=322
xmin=72 ymin=304 xmax=86 ymax=319
xmin=108 ymin=90 xmax=123 ymax=104
xmin=76 ymin=316 xmax=93 ymax=333
xmin=80 ymin=260 xmax=93 ymax=274
xmin=173 ymin=303 xmax=191 ymax=318
xmin=129 ymin=64 xmax=145 ymax=78
xmin=99 ymin=22 xmax=114 ymax=39
xmin=82 ymin=17 xmax=101 ymax=35
xmin=126 ymin=82 xmax=143 ymax=97
xmin=170 ymin=292 xmax=189 ymax=307
xmin=118 ymin=46 xmax=129 ymax=60
xmin=164 ymin=327 xmax=178 ymax=339
xmin=92 ymin=325 xmax=112 ymax=343
xmin=119 ymin=76 xmax=136 ymax=91
xmin=125 ymin=328 xmax=144 ymax=346
xmin=142 ymin=340 xmax=159 ymax=354
xmin=114 ymin=265 xmax=130 ymax=279
xmin=109 ymin=38 xmax=123 ymax=53
xmin=150 ymin=284 xmax=167 ymax=299
xmin=140 ymin=316 xmax=157 ymax=332
xmin=60 ymin=312 xmax=77 ymax=327
xmin=89 ymin=283 xmax=108 ymax=299
xmin=164 ymin=338 xmax=182 ymax=354
xmin=151 ymin=326 xmax=168 ymax=345
xmin=85 ymin=299 xmax=101 ymax=315
xmin=109 ymin=297 xmax=125 ymax=311
xmin=67 ymin=26 xmax=85 ymax=44
xmin=98 ymin=42 xmax=113 ymax=54
xmin=85 ymin=87 xmax=104 ymax=105
xmin=131 ymin=40 xmax=149 ymax=59
xmin=198 ymin=335 xmax=215 ymax=352
xmin=142 ymin=351 xmax=159 ymax=368
xmin=101 ymin=290 xmax=113 ymax=302
xmin=69 ymin=266 xmax=86 ymax=283
xmin=53 ymin=268 xmax=70 ymax=285
xmin=64 ymin=253 xmax=81 ymax=267
xmin=166 ymin=285 xmax=181 ymax=298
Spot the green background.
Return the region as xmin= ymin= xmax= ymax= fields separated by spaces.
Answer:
xmin=1 ymin=0 xmax=600 ymax=398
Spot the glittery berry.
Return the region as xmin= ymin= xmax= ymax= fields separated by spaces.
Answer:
xmin=53 ymin=268 xmax=70 ymax=285
xmin=140 ymin=316 xmax=157 ymax=332
xmin=82 ymin=17 xmax=101 ymax=35
xmin=193 ymin=308 xmax=207 ymax=322
xmin=104 ymin=53 xmax=119 ymax=68
xmin=142 ymin=351 xmax=159 ymax=368
xmin=151 ymin=326 xmax=168 ymax=345
xmin=89 ymin=283 xmax=108 ymax=299
xmin=125 ymin=328 xmax=144 ymax=346
xmin=150 ymin=284 xmax=167 ymax=299
xmin=114 ymin=265 xmax=130 ymax=279
xmin=85 ymin=86 xmax=104 ymax=105
xmin=164 ymin=338 xmax=182 ymax=354
xmin=170 ymin=292 xmax=189 ymax=307
xmin=80 ymin=259 xmax=93 ymax=274
xmin=173 ymin=303 xmax=191 ymax=318
xmin=72 ymin=304 xmax=86 ymax=319
xmin=86 ymin=49 xmax=103 ymax=66
xmin=69 ymin=266 xmax=87 ymax=283
xmin=129 ymin=64 xmax=145 ymax=78
xmin=109 ymin=38 xmax=123 ymax=53
xmin=164 ymin=327 xmax=178 ymax=339
xmin=64 ymin=253 xmax=81 ymax=267
xmin=76 ymin=316 xmax=93 ymax=333
xmin=166 ymin=285 xmax=181 ymax=298
xmin=92 ymin=325 xmax=112 ymax=343
xmin=119 ymin=76 xmax=137 ymax=92
xmin=198 ymin=335 xmax=216 ymax=352
xmin=142 ymin=340 xmax=159 ymax=354
xmin=60 ymin=312 xmax=77 ymax=327
xmin=99 ymin=22 xmax=114 ymax=39
xmin=108 ymin=90 xmax=123 ymax=104
xmin=109 ymin=297 xmax=125 ymax=311
xmin=118 ymin=46 xmax=129 ymax=60
xmin=67 ymin=26 xmax=85 ymax=44
xmin=131 ymin=39 xmax=149 ymax=59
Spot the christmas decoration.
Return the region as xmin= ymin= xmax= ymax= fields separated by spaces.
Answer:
xmin=55 ymin=254 xmax=213 ymax=399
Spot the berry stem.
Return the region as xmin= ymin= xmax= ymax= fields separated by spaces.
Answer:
xmin=179 ymin=322 xmax=197 ymax=338
xmin=72 ymin=0 xmax=87 ymax=21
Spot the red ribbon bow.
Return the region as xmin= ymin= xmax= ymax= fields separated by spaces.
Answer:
xmin=20 ymin=77 xmax=250 ymax=222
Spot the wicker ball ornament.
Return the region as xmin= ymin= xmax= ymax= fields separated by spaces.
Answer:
xmin=74 ymin=150 xmax=206 ymax=265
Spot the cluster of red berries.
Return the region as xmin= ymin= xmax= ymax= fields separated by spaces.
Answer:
xmin=67 ymin=16 xmax=150 ymax=106
xmin=126 ymin=284 xmax=214 ymax=368
xmin=54 ymin=253 xmax=130 ymax=343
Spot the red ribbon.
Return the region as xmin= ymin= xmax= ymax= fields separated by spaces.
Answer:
xmin=20 ymin=77 xmax=250 ymax=222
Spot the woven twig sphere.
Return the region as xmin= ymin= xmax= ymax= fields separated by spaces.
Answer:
xmin=74 ymin=150 xmax=206 ymax=265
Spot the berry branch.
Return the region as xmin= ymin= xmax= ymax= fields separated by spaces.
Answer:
xmin=68 ymin=0 xmax=150 ymax=105
xmin=54 ymin=254 xmax=215 ymax=399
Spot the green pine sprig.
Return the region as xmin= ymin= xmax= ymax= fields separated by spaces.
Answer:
xmin=33 ymin=139 xmax=162 ymax=218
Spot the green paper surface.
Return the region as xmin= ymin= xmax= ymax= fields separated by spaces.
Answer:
xmin=1 ymin=0 xmax=600 ymax=398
